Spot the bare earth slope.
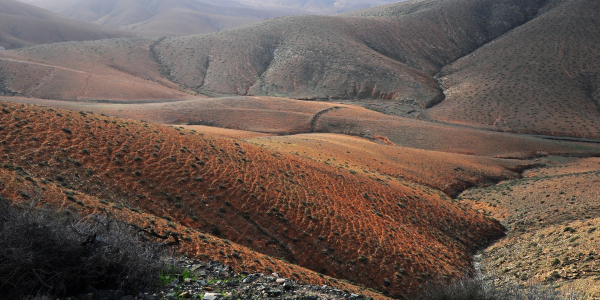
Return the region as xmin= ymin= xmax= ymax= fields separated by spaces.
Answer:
xmin=0 ymin=101 xmax=508 ymax=298
xmin=0 ymin=38 xmax=193 ymax=101
xmin=3 ymin=0 xmax=599 ymax=140
xmin=0 ymin=0 xmax=132 ymax=49
xmin=422 ymin=0 xmax=600 ymax=139
xmin=6 ymin=96 xmax=600 ymax=158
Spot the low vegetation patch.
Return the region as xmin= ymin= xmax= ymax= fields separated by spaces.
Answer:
xmin=420 ymin=277 xmax=582 ymax=300
xmin=0 ymin=196 xmax=170 ymax=299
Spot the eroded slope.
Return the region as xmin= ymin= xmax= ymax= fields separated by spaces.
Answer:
xmin=422 ymin=0 xmax=600 ymax=139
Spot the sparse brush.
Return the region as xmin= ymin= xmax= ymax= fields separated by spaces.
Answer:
xmin=419 ymin=277 xmax=582 ymax=300
xmin=0 ymin=196 xmax=171 ymax=299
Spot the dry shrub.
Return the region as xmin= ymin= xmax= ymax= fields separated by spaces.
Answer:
xmin=0 ymin=196 xmax=170 ymax=299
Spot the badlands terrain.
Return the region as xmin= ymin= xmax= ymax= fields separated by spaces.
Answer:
xmin=1 ymin=0 xmax=600 ymax=299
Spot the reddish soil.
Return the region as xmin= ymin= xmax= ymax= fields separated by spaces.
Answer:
xmin=0 ymin=167 xmax=390 ymax=300
xmin=249 ymin=133 xmax=530 ymax=197
xmin=0 ymin=101 xmax=505 ymax=298
xmin=6 ymin=96 xmax=599 ymax=159
xmin=0 ymin=39 xmax=194 ymax=101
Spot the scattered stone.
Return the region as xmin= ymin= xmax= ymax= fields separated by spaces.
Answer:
xmin=63 ymin=258 xmax=373 ymax=300
xmin=242 ymin=273 xmax=263 ymax=283
xmin=283 ymin=282 xmax=295 ymax=290
xmin=203 ymin=293 xmax=218 ymax=300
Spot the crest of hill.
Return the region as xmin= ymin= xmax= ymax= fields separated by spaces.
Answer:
xmin=0 ymin=101 xmax=505 ymax=298
xmin=229 ymin=0 xmax=400 ymax=14
xmin=0 ymin=0 xmax=133 ymax=49
xmin=422 ymin=0 xmax=600 ymax=139
xmin=151 ymin=0 xmax=548 ymax=107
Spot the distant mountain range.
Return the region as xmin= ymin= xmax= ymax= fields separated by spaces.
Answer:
xmin=0 ymin=0 xmax=132 ymax=49
xmin=14 ymin=0 xmax=403 ymax=37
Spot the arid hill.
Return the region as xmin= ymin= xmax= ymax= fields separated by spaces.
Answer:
xmin=421 ymin=0 xmax=600 ymax=139
xmin=247 ymin=133 xmax=529 ymax=197
xmin=19 ymin=0 xmax=403 ymax=16
xmin=223 ymin=0 xmax=401 ymax=14
xmin=7 ymin=96 xmax=599 ymax=159
xmin=152 ymin=0 xmax=548 ymax=107
xmin=0 ymin=0 xmax=132 ymax=49
xmin=0 ymin=38 xmax=194 ymax=101
xmin=0 ymin=101 xmax=507 ymax=298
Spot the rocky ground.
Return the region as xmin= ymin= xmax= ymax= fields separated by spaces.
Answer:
xmin=59 ymin=259 xmax=376 ymax=300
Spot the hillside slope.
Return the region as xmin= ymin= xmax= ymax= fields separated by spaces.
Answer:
xmin=2 ymin=0 xmax=598 ymax=139
xmin=6 ymin=96 xmax=599 ymax=159
xmin=422 ymin=0 xmax=600 ymax=139
xmin=0 ymin=38 xmax=194 ymax=101
xmin=152 ymin=0 xmax=548 ymax=106
xmin=0 ymin=0 xmax=132 ymax=49
xmin=460 ymin=157 xmax=600 ymax=297
xmin=0 ymin=101 xmax=505 ymax=297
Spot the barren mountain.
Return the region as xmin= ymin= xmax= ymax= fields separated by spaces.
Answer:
xmin=0 ymin=0 xmax=132 ymax=49
xmin=151 ymin=0 xmax=548 ymax=107
xmin=421 ymin=0 xmax=600 ymax=139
